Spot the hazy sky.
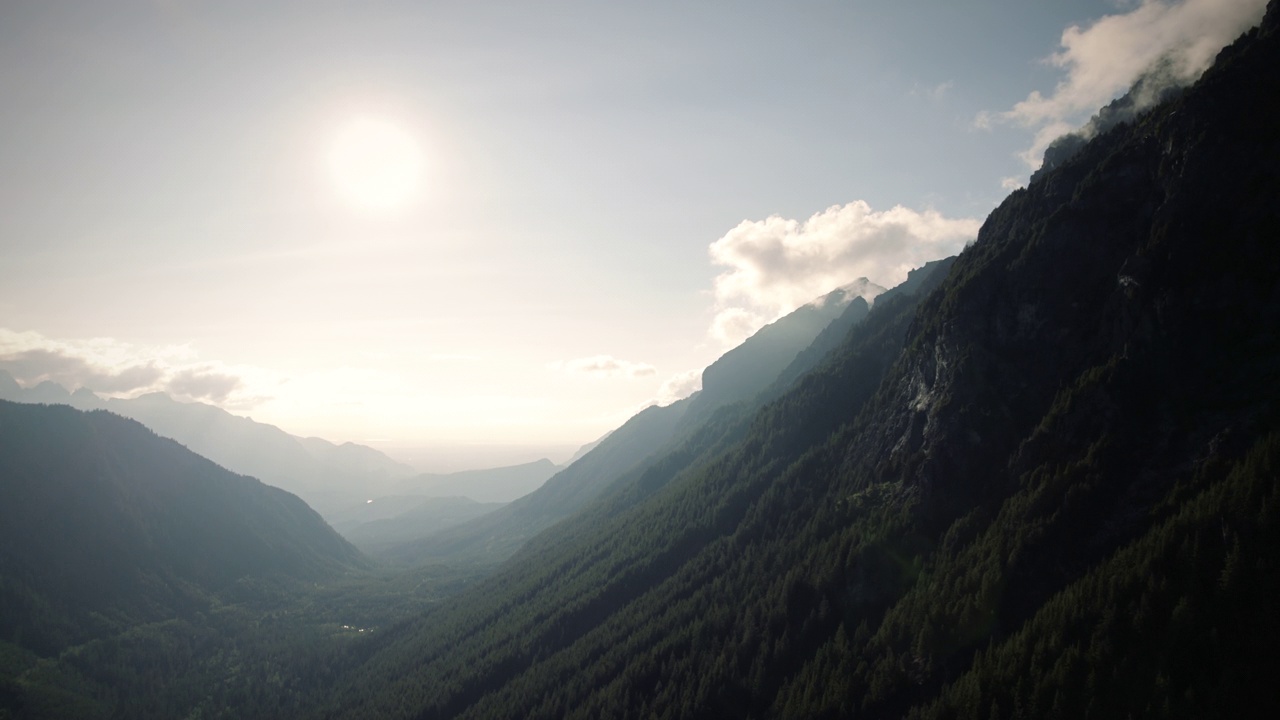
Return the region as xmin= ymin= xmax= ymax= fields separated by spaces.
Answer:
xmin=0 ymin=0 xmax=1265 ymax=465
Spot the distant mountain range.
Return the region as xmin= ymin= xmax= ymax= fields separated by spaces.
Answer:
xmin=0 ymin=269 xmax=889 ymax=568
xmin=331 ymin=496 xmax=508 ymax=554
xmin=324 ymin=459 xmax=558 ymax=553
xmin=0 ymin=375 xmax=570 ymax=524
xmin=0 ymin=375 xmax=416 ymax=516
xmin=381 ymin=275 xmax=891 ymax=564
xmin=391 ymin=458 xmax=560 ymax=503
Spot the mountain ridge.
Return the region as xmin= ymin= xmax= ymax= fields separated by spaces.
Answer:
xmin=378 ymin=274 xmax=910 ymax=566
xmin=320 ymin=6 xmax=1280 ymax=717
xmin=0 ymin=377 xmax=416 ymax=516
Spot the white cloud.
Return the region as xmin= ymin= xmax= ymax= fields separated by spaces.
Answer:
xmin=911 ymin=80 xmax=954 ymax=101
xmin=709 ymin=307 xmax=769 ymax=347
xmin=0 ymin=328 xmax=270 ymax=407
xmin=167 ymin=367 xmax=243 ymax=403
xmin=655 ymin=369 xmax=703 ymax=406
xmin=549 ymin=354 xmax=657 ymax=379
xmin=707 ymin=201 xmax=980 ymax=345
xmin=985 ymin=0 xmax=1267 ymax=168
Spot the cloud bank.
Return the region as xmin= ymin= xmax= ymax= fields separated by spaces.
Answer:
xmin=0 ymin=329 xmax=261 ymax=406
xmin=708 ymin=201 xmax=980 ymax=345
xmin=550 ymin=354 xmax=657 ymax=379
xmin=981 ymin=0 xmax=1268 ymax=168
xmin=167 ymin=368 xmax=244 ymax=403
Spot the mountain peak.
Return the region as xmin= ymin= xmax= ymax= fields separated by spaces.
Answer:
xmin=809 ymin=277 xmax=887 ymax=309
xmin=0 ymin=369 xmax=19 ymax=396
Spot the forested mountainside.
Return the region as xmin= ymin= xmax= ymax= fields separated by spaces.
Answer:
xmin=322 ymin=5 xmax=1280 ymax=718
xmin=0 ymin=401 xmax=364 ymax=645
xmin=0 ymin=401 xmax=388 ymax=718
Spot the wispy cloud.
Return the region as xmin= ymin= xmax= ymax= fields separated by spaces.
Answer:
xmin=707 ymin=201 xmax=980 ymax=345
xmin=0 ymin=328 xmax=269 ymax=407
xmin=0 ymin=347 xmax=162 ymax=394
xmin=549 ymin=355 xmax=657 ymax=379
xmin=166 ymin=367 xmax=243 ymax=403
xmin=982 ymin=0 xmax=1267 ymax=168
xmin=911 ymin=80 xmax=954 ymax=102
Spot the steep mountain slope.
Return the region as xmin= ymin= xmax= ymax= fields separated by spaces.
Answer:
xmin=765 ymin=259 xmax=952 ymax=399
xmin=381 ymin=398 xmax=694 ymax=563
xmin=381 ymin=278 xmax=889 ymax=566
xmin=322 ymin=6 xmax=1280 ymax=718
xmin=0 ymin=401 xmax=366 ymax=655
xmin=0 ymin=379 xmax=417 ymax=516
xmin=679 ymin=279 xmax=881 ymax=428
xmin=323 ymin=260 xmax=955 ymax=716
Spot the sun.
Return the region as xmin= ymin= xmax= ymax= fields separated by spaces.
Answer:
xmin=327 ymin=117 xmax=423 ymax=211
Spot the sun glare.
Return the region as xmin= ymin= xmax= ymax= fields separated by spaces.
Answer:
xmin=327 ymin=117 xmax=423 ymax=211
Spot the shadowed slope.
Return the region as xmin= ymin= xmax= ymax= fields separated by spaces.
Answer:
xmin=0 ymin=401 xmax=366 ymax=657
xmin=324 ymin=7 xmax=1280 ymax=718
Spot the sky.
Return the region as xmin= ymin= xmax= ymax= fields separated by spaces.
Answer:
xmin=0 ymin=0 xmax=1267 ymax=469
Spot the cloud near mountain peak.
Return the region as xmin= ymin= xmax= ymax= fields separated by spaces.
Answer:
xmin=707 ymin=200 xmax=979 ymax=346
xmin=0 ymin=328 xmax=263 ymax=406
xmin=981 ymin=0 xmax=1268 ymax=169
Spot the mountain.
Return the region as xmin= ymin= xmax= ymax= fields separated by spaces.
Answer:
xmin=321 ymin=6 xmax=1280 ymax=718
xmin=390 ymin=458 xmax=559 ymax=504
xmin=764 ymin=262 xmax=948 ymax=400
xmin=0 ymin=400 xmax=366 ymax=658
xmin=563 ymin=432 xmax=611 ymax=467
xmin=380 ymin=277 xmax=894 ymax=566
xmin=320 ymin=460 xmax=557 ymax=552
xmin=380 ymin=398 xmax=695 ymax=564
xmin=0 ymin=379 xmax=417 ymax=516
xmin=684 ymin=278 xmax=882 ymax=427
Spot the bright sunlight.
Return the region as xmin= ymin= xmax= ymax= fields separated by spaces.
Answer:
xmin=327 ymin=117 xmax=423 ymax=211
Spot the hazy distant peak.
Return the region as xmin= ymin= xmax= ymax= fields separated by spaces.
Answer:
xmin=70 ymin=387 xmax=103 ymax=406
xmin=131 ymin=390 xmax=178 ymax=403
xmin=807 ymin=278 xmax=888 ymax=311
xmin=0 ymin=369 xmax=19 ymax=396
xmin=28 ymin=380 xmax=72 ymax=403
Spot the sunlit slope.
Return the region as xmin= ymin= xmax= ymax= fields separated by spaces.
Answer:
xmin=325 ymin=5 xmax=1280 ymax=718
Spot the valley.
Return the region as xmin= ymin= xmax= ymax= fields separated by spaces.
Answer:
xmin=2 ymin=2 xmax=1279 ymax=718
